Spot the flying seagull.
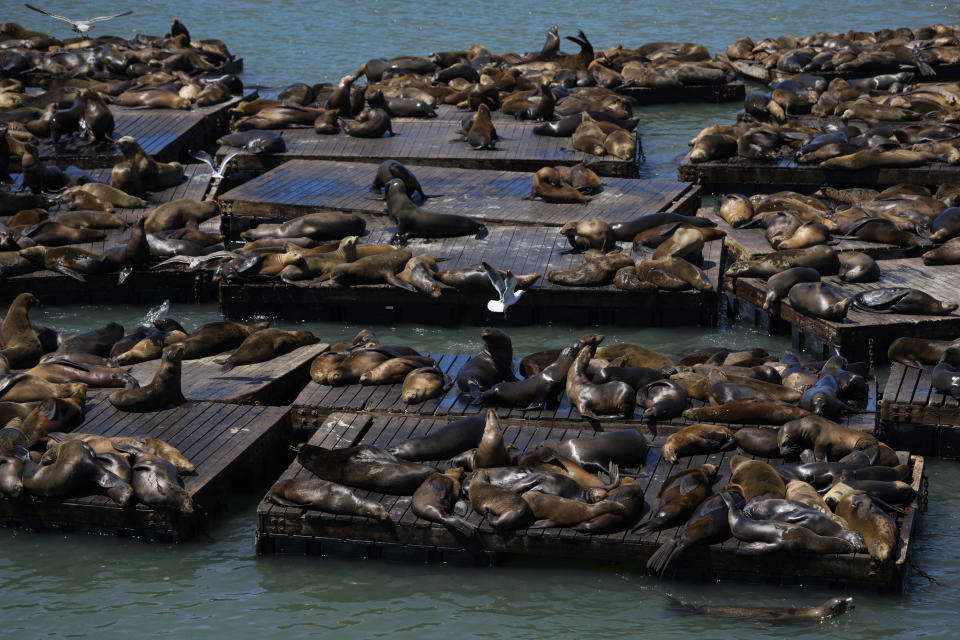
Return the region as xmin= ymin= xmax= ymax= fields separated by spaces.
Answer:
xmin=482 ymin=262 xmax=524 ymax=313
xmin=190 ymin=148 xmax=243 ymax=180
xmin=24 ymin=4 xmax=133 ymax=36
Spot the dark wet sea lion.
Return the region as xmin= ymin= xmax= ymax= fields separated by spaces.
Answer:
xmin=671 ymin=596 xmax=854 ymax=622
xmin=19 ymin=440 xmax=132 ymax=505
xmin=179 ymin=320 xmax=269 ymax=359
xmin=593 ymin=365 xmax=661 ymax=389
xmin=52 ymin=322 xmax=125 ymax=358
xmin=241 ymin=212 xmax=365 ymax=242
xmin=788 ymin=282 xmax=851 ymax=321
xmin=475 ymin=466 xmax=602 ymax=502
xmin=524 ymin=430 xmax=649 ymax=477
xmin=468 ymin=469 xmax=534 ymax=530
xmin=722 ymin=492 xmax=855 ymax=555
xmin=763 ymin=267 xmax=821 ymax=311
xmin=108 ymin=343 xmax=186 ymax=412
xmin=835 ymin=494 xmax=898 ymax=564
xmin=734 ymin=427 xmax=781 ymax=457
xmin=297 ymin=444 xmax=435 ymax=495
xmin=370 ymin=160 xmax=430 ymax=200
xmin=610 ymin=213 xmax=716 ymax=242
xmin=778 ymin=415 xmax=878 ymax=461
xmin=385 ymin=179 xmax=485 ymax=244
xmin=343 ymin=107 xmax=394 ymax=138
xmin=933 ymin=345 xmax=960 ymax=399
xmin=268 ymin=477 xmax=390 ymax=520
xmin=851 ymin=288 xmax=957 ymax=315
xmin=799 ymin=374 xmax=858 ymax=418
xmin=566 ymin=344 xmax=636 ymax=419
xmin=474 ymin=409 xmax=510 ymax=469
xmin=389 ymin=415 xmax=485 ymax=461
xmin=217 ymin=130 xmax=286 ymax=154
xmin=130 ymin=452 xmax=192 ymax=513
xmin=144 ymin=199 xmax=220 ymax=234
xmin=636 ymin=379 xmax=687 ymax=420
xmin=412 ymin=468 xmax=475 ymax=535
xmin=838 ymin=251 xmax=880 ymax=283
xmin=481 ymin=345 xmax=576 ymax=410
xmin=0 ymin=293 xmax=42 ymax=368
xmin=635 ymin=463 xmax=717 ymax=534
xmin=743 ymin=498 xmax=863 ymax=547
xmin=646 ymin=491 xmax=745 ymax=576
xmin=661 ymin=424 xmax=735 ymax=463
xmin=683 ymin=400 xmax=809 ymax=424
xmin=219 ymin=328 xmax=319 ymax=370
xmin=725 ymin=245 xmax=839 ymax=278
xmin=456 ymin=327 xmax=516 ymax=398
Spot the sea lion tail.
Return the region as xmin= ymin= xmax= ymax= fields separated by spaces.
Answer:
xmin=604 ymin=462 xmax=620 ymax=489
xmin=646 ymin=537 xmax=680 ymax=576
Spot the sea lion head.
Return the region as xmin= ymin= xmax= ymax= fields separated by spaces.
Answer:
xmin=820 ymin=597 xmax=855 ymax=618
xmin=480 ymin=327 xmax=511 ymax=348
xmin=115 ymin=136 xmax=141 ymax=156
xmin=163 ymin=342 xmax=187 ymax=363
xmin=777 ymin=422 xmax=804 ymax=456
xmin=385 ymin=178 xmax=406 ymax=198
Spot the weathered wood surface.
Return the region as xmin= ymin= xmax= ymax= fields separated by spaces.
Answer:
xmin=219 ymin=159 xmax=699 ymax=226
xmin=1 ymin=164 xmax=220 ymax=305
xmin=881 ymin=362 xmax=960 ymax=457
xmin=220 ymin=226 xmax=721 ymax=326
xmin=700 ymin=208 xmax=929 ymax=262
xmin=678 ymin=152 xmax=959 ymax=194
xmin=92 ymin=342 xmax=329 ymax=405
xmin=0 ymin=398 xmax=291 ymax=541
xmin=257 ymin=411 xmax=920 ymax=592
xmin=291 ymin=350 xmax=877 ymax=433
xmin=215 ymin=121 xmax=639 ymax=177
xmin=19 ymin=93 xmax=253 ymax=170
xmin=729 ymin=257 xmax=960 ymax=363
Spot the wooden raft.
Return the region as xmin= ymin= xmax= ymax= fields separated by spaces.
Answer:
xmin=256 ymin=411 xmax=921 ymax=592
xmin=23 ymin=93 xmax=254 ymax=170
xmin=700 ymin=208 xmax=929 ymax=263
xmin=677 ymin=152 xmax=960 ymax=195
xmin=1 ymin=164 xmax=221 ymax=305
xmin=218 ymin=159 xmax=699 ymax=226
xmin=291 ymin=351 xmax=877 ymax=435
xmin=728 ymin=257 xmax=960 ymax=363
xmin=881 ymin=363 xmax=960 ymax=457
xmin=215 ymin=121 xmax=639 ymax=178
xmin=220 ymin=226 xmax=721 ymax=326
xmin=91 ymin=343 xmax=329 ymax=405
xmin=0 ymin=397 xmax=291 ymax=541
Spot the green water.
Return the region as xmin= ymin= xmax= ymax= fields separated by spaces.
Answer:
xmin=7 ymin=1 xmax=960 ymax=638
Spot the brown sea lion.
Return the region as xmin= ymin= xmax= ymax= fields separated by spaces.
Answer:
xmin=359 ymin=355 xmax=438 ymax=385
xmin=725 ymin=245 xmax=839 ymax=278
xmin=130 ymin=452 xmax=193 ymax=513
xmin=566 ymin=343 xmax=635 ymax=419
xmin=456 ymin=327 xmax=516 ymax=398
xmin=411 ymin=468 xmax=475 ymax=535
xmin=522 ymin=490 xmax=625 ymax=528
xmin=463 ymin=104 xmax=497 ymax=150
xmin=343 ymin=108 xmax=394 ymax=138
xmin=396 ymin=253 xmax=442 ymax=297
xmin=526 ymin=167 xmax=588 ymax=204
xmin=683 ymin=400 xmax=809 ymax=425
xmin=144 ymin=199 xmax=220 ymax=234
xmin=788 ymin=282 xmax=851 ymax=321
xmin=179 ymin=320 xmax=269 ymax=359
xmin=108 ymin=343 xmax=187 ymax=412
xmin=835 ymin=493 xmax=898 ymax=564
xmin=19 ymin=440 xmax=132 ymax=505
xmin=635 ymin=463 xmax=717 ymax=534
xmin=0 ymin=293 xmax=42 ymax=368
xmin=887 ymin=337 xmax=956 ymax=368
xmin=296 ymin=443 xmax=435 ymax=495
xmin=219 ymin=328 xmax=319 ymax=370
xmin=661 ymin=424 xmax=735 ymax=463
xmin=922 ymin=237 xmax=960 ymax=266
xmin=268 ymin=477 xmax=390 ymax=521
xmin=778 ymin=415 xmax=878 ymax=461
xmin=718 ymin=194 xmax=754 ymax=227
xmin=401 ymin=366 xmax=451 ymax=403
xmin=329 ymin=247 xmax=413 ymax=290
xmin=763 ymin=266 xmax=820 ymax=311
xmin=559 ymin=218 xmax=615 ymax=251
xmin=652 ymin=228 xmax=704 ymax=260
xmin=734 ymin=427 xmax=781 ymax=457
xmin=726 ymin=455 xmax=786 ymax=501
xmin=112 ymin=136 xmax=184 ymax=194
xmin=24 ymin=360 xmax=137 ymax=389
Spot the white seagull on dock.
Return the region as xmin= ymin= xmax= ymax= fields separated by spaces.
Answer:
xmin=482 ymin=262 xmax=523 ymax=313
xmin=190 ymin=149 xmax=243 ymax=180
xmin=24 ymin=4 xmax=133 ymax=36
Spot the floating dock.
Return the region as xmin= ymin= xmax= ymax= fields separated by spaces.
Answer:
xmin=728 ymin=257 xmax=960 ymax=363
xmin=256 ymin=411 xmax=921 ymax=592
xmin=216 ymin=121 xmax=639 ymax=178
xmin=218 ymin=159 xmax=699 ymax=227
xmin=881 ymin=363 xmax=960 ymax=457
xmin=2 ymin=164 xmax=221 ymax=305
xmin=726 ymin=58 xmax=960 ymax=85
xmin=93 ymin=342 xmax=329 ymax=405
xmin=220 ymin=226 xmax=721 ymax=326
xmin=677 ymin=153 xmax=957 ymax=195
xmin=0 ymin=397 xmax=291 ymax=541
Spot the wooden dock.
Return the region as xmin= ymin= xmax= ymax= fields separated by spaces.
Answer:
xmin=881 ymin=363 xmax=960 ymax=457
xmin=616 ymin=82 xmax=745 ymax=105
xmin=18 ymin=93 xmax=254 ymax=171
xmin=290 ymin=350 xmax=877 ymax=433
xmin=700 ymin=208 xmax=929 ymax=263
xmin=90 ymin=342 xmax=329 ymax=406
xmin=2 ymin=164 xmax=221 ymax=305
xmin=728 ymin=257 xmax=960 ymax=363
xmin=218 ymin=159 xmax=699 ymax=227
xmin=256 ymin=411 xmax=921 ymax=592
xmin=220 ymin=226 xmax=721 ymax=326
xmin=677 ymin=153 xmax=959 ymax=195
xmin=0 ymin=397 xmax=291 ymax=541
xmin=727 ymin=59 xmax=960 ymax=85
xmin=215 ymin=121 xmax=639 ymax=178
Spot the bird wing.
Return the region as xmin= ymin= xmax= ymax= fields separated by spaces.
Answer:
xmin=25 ymin=4 xmax=75 ymax=23
xmin=86 ymin=10 xmax=134 ymax=23
xmin=189 ymin=149 xmax=216 ymax=172
xmin=504 ymin=270 xmax=518 ymax=296
xmin=481 ymin=261 xmax=506 ymax=298
xmin=217 ymin=148 xmax=244 ymax=175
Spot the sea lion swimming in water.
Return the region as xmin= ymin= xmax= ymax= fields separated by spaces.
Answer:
xmin=668 ymin=596 xmax=854 ymax=622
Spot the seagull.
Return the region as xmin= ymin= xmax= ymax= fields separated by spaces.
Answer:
xmin=24 ymin=4 xmax=133 ymax=36
xmin=482 ymin=262 xmax=523 ymax=313
xmin=190 ymin=148 xmax=243 ymax=179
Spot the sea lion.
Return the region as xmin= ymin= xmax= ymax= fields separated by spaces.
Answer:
xmin=329 ymin=247 xmax=412 ymax=289
xmin=18 ymin=220 xmax=105 ymax=247
xmin=219 ymin=328 xmax=319 ymax=370
xmin=763 ymin=266 xmax=821 ymax=311
xmin=742 ymin=498 xmax=863 ymax=547
xmin=726 ymin=455 xmax=785 ymax=501
xmin=652 ymin=228 xmax=704 ymax=260
xmin=385 ymin=179 xmax=485 ymax=244
xmin=851 ymin=288 xmax=957 ymax=315
xmin=389 ymin=415 xmax=485 ymax=461
xmin=572 ymin=113 xmax=607 ymax=156
xmin=401 ymin=366 xmax=451 ymax=403
xmin=734 ymin=427 xmax=781 ymax=457
xmin=462 ymin=104 xmax=497 ymax=150
xmin=592 ymin=365 xmax=662 ymax=389
xmin=721 ymin=492 xmax=855 ymax=555
xmin=670 ymin=596 xmax=855 ymax=622
xmin=217 ymin=130 xmax=286 ymax=154
xmin=661 ymin=424 xmax=735 ymax=463
xmin=0 ymin=293 xmax=42 ymax=368
xmin=112 ymin=136 xmax=184 ymax=194
xmin=468 ymin=469 xmax=533 ymax=530
xmin=526 ymin=167 xmax=589 ymax=204
xmin=525 ymin=430 xmax=649 ymax=477
xmin=522 ymin=490 xmax=625 ymax=528
xmin=24 ymin=360 xmax=137 ymax=389
xmin=636 ymin=379 xmax=687 ymax=420
xmin=144 ymin=199 xmax=220 ymax=234
xmin=838 ymin=252 xmax=880 ymax=283
xmin=474 ymin=409 xmax=510 ymax=469
xmin=179 ymin=320 xmax=269 ymax=359
xmin=358 ymin=355 xmax=437 ymax=385
xmin=456 ymin=327 xmax=516 ymax=398
xmin=296 ymin=444 xmax=435 ymax=495
xmin=887 ymin=337 xmax=956 ymax=368
xmin=0 ymin=374 xmax=85 ymax=404
xmin=574 ymin=477 xmax=646 ymax=534
xmin=682 ymin=400 xmax=809 ymax=425
xmin=635 ymin=463 xmax=717 ymax=534
xmin=922 ymin=237 xmax=960 ymax=266
xmin=610 ymin=213 xmax=715 ymax=242
xmin=725 ymin=245 xmax=839 ymax=278
xmin=481 ymin=344 xmax=576 ymax=410
xmin=370 ymin=160 xmax=431 ymax=201
xmin=778 ymin=415 xmax=878 ymax=461
xmin=933 ymin=345 xmax=960 ymax=399
xmin=343 ymin=107 xmax=394 ymax=138
xmin=412 ymin=468 xmax=475 ymax=535
xmin=241 ymin=212 xmax=365 ymax=242
xmin=717 ymin=194 xmax=754 ymax=227
xmin=835 ymin=493 xmax=898 ymax=564
xmin=0 ymin=456 xmax=25 ymax=498
xmin=19 ymin=440 xmax=132 ymax=505
xmin=646 ymin=491 xmax=745 ymax=576
xmin=799 ymin=374 xmax=859 ymax=418
xmin=640 ymin=257 xmax=713 ymax=291
xmin=566 ymin=343 xmax=636 ymax=419
xmin=268 ymin=477 xmax=390 ymax=521
xmin=559 ymin=218 xmax=614 ymax=251
xmin=788 ymin=282 xmax=851 ymax=321
xmin=548 ymin=250 xmax=633 ymax=287
xmin=130 ymin=451 xmax=192 ymax=513
xmin=108 ymin=343 xmax=186 ymax=412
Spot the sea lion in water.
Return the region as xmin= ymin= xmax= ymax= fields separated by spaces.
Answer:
xmin=670 ymin=596 xmax=855 ymax=622
xmin=297 ymin=443 xmax=435 ymax=495
xmin=267 ymin=477 xmax=390 ymax=521
xmin=412 ymin=468 xmax=475 ymax=536
xmin=835 ymin=493 xmax=898 ymax=564
xmin=388 ymin=415 xmax=485 ymax=461
xmin=108 ymin=343 xmax=187 ymax=412
xmin=721 ymin=492 xmax=855 ymax=555
xmin=401 ymin=366 xmax=451 ymax=403
xmin=219 ymin=328 xmax=319 ymax=370
xmin=0 ymin=293 xmax=42 ymax=368
xmin=661 ymin=424 xmax=735 ymax=463
xmin=635 ymin=463 xmax=717 ymax=534
xmin=385 ymin=179 xmax=486 ymax=244
xmin=456 ymin=327 xmax=516 ymax=398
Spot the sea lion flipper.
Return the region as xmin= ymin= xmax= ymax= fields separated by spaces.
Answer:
xmin=530 ymin=519 xmax=560 ymax=529
xmin=678 ymin=474 xmax=700 ymax=496
xmin=54 ymin=265 xmax=86 ymax=282
xmin=117 ymin=266 xmax=133 ymax=285
xmin=384 ymin=272 xmax=417 ymax=292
